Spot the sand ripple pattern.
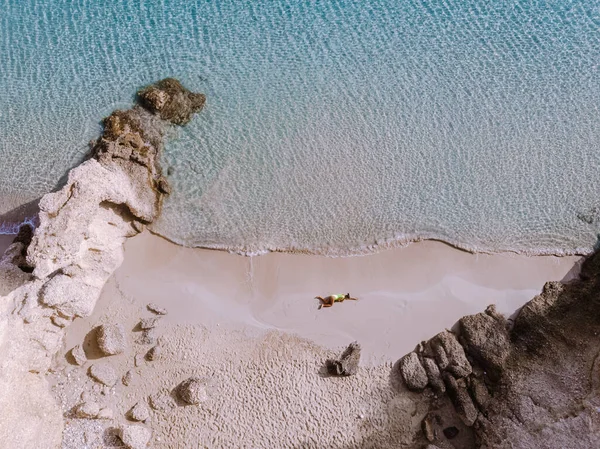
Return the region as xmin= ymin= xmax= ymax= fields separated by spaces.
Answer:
xmin=1 ymin=0 xmax=600 ymax=255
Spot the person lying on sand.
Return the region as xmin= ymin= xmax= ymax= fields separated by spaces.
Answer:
xmin=315 ymin=293 xmax=357 ymax=309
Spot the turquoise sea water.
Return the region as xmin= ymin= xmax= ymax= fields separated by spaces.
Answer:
xmin=1 ymin=0 xmax=600 ymax=255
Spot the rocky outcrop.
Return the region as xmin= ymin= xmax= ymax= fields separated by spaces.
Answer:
xmin=0 ymin=79 xmax=204 ymax=448
xmin=397 ymin=252 xmax=600 ymax=449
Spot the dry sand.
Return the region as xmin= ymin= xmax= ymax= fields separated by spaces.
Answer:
xmin=49 ymin=232 xmax=582 ymax=448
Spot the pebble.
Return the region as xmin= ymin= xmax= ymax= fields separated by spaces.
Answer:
xmin=176 ymin=377 xmax=208 ymax=405
xmin=97 ymin=324 xmax=127 ymax=355
xmin=137 ymin=328 xmax=158 ymax=345
xmin=71 ymin=345 xmax=87 ymax=366
xmin=147 ymin=303 xmax=168 ymax=315
xmin=146 ymin=345 xmax=161 ymax=361
xmin=97 ymin=407 xmax=114 ymax=420
xmin=134 ymin=354 xmax=145 ymax=367
xmin=118 ymin=424 xmax=152 ymax=449
xmin=148 ymin=392 xmax=176 ymax=412
xmin=122 ymin=370 xmax=134 ymax=386
xmin=128 ymin=401 xmax=150 ymax=422
xmin=89 ymin=363 xmax=118 ymax=387
xmin=74 ymin=401 xmax=100 ymax=419
xmin=51 ymin=315 xmax=71 ymax=328
xmin=139 ymin=317 xmax=160 ymax=330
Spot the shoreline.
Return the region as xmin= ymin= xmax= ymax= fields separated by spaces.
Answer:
xmin=63 ymin=231 xmax=582 ymax=366
xmin=150 ymin=227 xmax=594 ymax=259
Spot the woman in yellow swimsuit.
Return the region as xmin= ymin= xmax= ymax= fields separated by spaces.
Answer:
xmin=315 ymin=293 xmax=356 ymax=309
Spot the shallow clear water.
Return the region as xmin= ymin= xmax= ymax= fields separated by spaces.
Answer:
xmin=1 ymin=0 xmax=600 ymax=255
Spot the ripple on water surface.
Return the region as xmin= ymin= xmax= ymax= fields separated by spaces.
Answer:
xmin=1 ymin=0 xmax=600 ymax=255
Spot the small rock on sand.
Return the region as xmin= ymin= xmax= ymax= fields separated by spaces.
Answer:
xmin=176 ymin=377 xmax=208 ymax=405
xmin=74 ymin=401 xmax=100 ymax=419
xmin=97 ymin=324 xmax=127 ymax=355
xmin=137 ymin=328 xmax=158 ymax=345
xmin=128 ymin=402 xmax=150 ymax=422
xmin=51 ymin=315 xmax=71 ymax=328
xmin=71 ymin=344 xmax=87 ymax=366
xmin=118 ymin=424 xmax=152 ymax=449
xmin=122 ymin=370 xmax=134 ymax=386
xmin=325 ymin=341 xmax=362 ymax=376
xmin=147 ymin=303 xmax=168 ymax=315
xmin=148 ymin=392 xmax=176 ymax=412
xmin=399 ymin=352 xmax=428 ymax=391
xmin=97 ymin=407 xmax=114 ymax=420
xmin=146 ymin=345 xmax=161 ymax=361
xmin=139 ymin=317 xmax=160 ymax=330
xmin=135 ymin=354 xmax=145 ymax=367
xmin=89 ymin=363 xmax=118 ymax=387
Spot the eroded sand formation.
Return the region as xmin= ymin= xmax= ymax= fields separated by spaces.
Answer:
xmin=1 ymin=79 xmax=599 ymax=448
xmin=0 ymin=78 xmax=205 ymax=448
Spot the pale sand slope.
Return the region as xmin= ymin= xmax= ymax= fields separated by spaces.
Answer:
xmin=50 ymin=232 xmax=581 ymax=448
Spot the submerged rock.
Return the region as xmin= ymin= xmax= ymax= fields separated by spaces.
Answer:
xmin=137 ymin=77 xmax=206 ymax=125
xmin=97 ymin=324 xmax=127 ymax=355
xmin=176 ymin=377 xmax=208 ymax=405
xmin=325 ymin=341 xmax=361 ymax=376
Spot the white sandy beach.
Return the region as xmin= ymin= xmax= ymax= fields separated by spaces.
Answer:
xmin=64 ymin=232 xmax=581 ymax=364
xmin=43 ymin=231 xmax=582 ymax=447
